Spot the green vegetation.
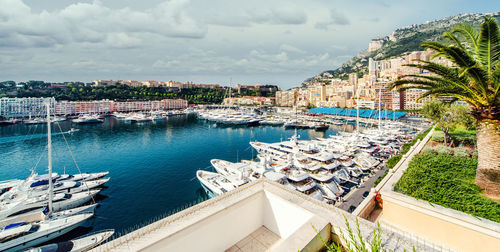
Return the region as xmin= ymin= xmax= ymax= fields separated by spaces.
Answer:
xmin=386 ymin=155 xmax=402 ymax=169
xmin=401 ymin=128 xmax=431 ymax=155
xmin=314 ymin=217 xmax=383 ymax=252
xmin=419 ymin=100 xmax=476 ymax=145
xmin=449 ymin=129 xmax=477 ymax=146
xmin=1 ymin=81 xmax=277 ymax=104
xmin=395 ymin=153 xmax=500 ymax=222
xmin=392 ymin=17 xmax=500 ymax=198
xmin=374 ymin=128 xmax=432 ymax=188
xmin=15 ymin=85 xmax=229 ymax=104
xmin=373 ymin=171 xmax=388 ymax=188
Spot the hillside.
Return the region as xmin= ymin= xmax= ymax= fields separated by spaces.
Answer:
xmin=304 ymin=12 xmax=500 ymax=84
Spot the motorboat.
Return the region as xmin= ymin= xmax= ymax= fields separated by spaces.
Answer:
xmin=72 ymin=115 xmax=103 ymax=124
xmin=0 ymin=213 xmax=94 ymax=252
xmin=26 ymin=229 xmax=114 ymax=252
xmin=196 ymin=170 xmax=235 ymax=198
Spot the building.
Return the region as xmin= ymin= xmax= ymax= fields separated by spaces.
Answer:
xmin=234 ymin=84 xmax=278 ymax=94
xmin=93 ymin=80 xmax=122 ymax=87
xmin=0 ymin=97 xmax=188 ymax=118
xmin=403 ymin=88 xmax=431 ymax=110
xmin=56 ymin=99 xmax=188 ymax=115
xmin=223 ymin=96 xmax=275 ymax=106
xmin=0 ymin=97 xmax=55 ymax=119
xmin=275 ymin=90 xmax=297 ymax=107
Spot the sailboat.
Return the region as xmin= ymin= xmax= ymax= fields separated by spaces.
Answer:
xmin=0 ymin=101 xmax=94 ymax=252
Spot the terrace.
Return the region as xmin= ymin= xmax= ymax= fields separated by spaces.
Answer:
xmin=93 ymin=178 xmax=444 ymax=251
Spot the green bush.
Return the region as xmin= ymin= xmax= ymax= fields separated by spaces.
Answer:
xmin=472 ymin=149 xmax=478 ymax=159
xmin=454 ymin=147 xmax=470 ymax=157
xmin=401 ymin=128 xmax=432 ymax=155
xmin=374 ymin=171 xmax=388 ymax=187
xmin=421 ymin=146 xmax=436 ymax=154
xmin=431 ymin=131 xmax=445 ymax=142
xmin=386 ymin=155 xmax=402 ymax=169
xmin=395 ymin=154 xmax=500 ymax=222
xmin=449 ymin=130 xmax=476 ymax=146
xmin=434 ymin=145 xmax=453 ymax=155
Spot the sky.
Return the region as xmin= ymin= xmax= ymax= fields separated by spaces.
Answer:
xmin=0 ymin=0 xmax=497 ymax=89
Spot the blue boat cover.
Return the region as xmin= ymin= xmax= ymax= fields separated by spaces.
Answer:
xmin=5 ymin=222 xmax=24 ymax=230
xmin=30 ymin=178 xmax=57 ymax=188
xmin=307 ymin=108 xmax=407 ymax=120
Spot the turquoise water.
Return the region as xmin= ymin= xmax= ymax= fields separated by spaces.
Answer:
xmin=0 ymin=115 xmax=355 ymax=238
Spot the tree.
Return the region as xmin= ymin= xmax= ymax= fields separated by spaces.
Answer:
xmin=449 ymin=104 xmax=476 ymax=130
xmin=421 ymin=100 xmax=452 ymax=144
xmin=392 ymin=17 xmax=500 ymax=200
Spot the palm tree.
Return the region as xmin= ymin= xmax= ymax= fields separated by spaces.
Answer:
xmin=392 ymin=16 xmax=500 ymax=200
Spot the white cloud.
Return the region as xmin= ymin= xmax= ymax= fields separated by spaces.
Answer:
xmin=0 ymin=0 xmax=206 ymax=48
xmin=315 ymin=9 xmax=350 ymax=30
xmin=279 ymin=44 xmax=305 ymax=54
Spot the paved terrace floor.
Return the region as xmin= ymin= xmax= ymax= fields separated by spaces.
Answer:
xmin=226 ymin=226 xmax=281 ymax=252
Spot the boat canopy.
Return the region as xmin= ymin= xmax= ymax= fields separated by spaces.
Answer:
xmin=307 ymin=107 xmax=407 ymax=120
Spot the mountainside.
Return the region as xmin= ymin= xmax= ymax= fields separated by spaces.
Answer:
xmin=304 ymin=12 xmax=500 ymax=84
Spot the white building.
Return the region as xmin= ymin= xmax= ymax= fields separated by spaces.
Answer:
xmin=0 ymin=97 xmax=55 ymax=119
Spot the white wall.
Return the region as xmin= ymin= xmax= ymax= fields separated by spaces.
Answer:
xmin=263 ymin=191 xmax=314 ymax=239
xmin=142 ymin=191 xmax=265 ymax=252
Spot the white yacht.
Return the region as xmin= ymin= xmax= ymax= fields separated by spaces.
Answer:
xmin=196 ymin=170 xmax=235 ymax=198
xmin=27 ymin=229 xmax=114 ymax=252
xmin=72 ymin=115 xmax=103 ymax=124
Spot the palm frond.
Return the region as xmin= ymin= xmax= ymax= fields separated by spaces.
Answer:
xmin=443 ymin=32 xmax=465 ymax=50
xmin=404 ymin=60 xmax=488 ymax=99
xmin=477 ymin=16 xmax=500 ymax=78
xmin=452 ymin=23 xmax=479 ymax=51
xmin=418 ymin=44 xmax=490 ymax=97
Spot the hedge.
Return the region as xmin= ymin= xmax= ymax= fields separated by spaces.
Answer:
xmin=395 ymin=153 xmax=500 ymax=222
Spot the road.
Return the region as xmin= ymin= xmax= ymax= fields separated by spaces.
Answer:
xmin=337 ymin=164 xmax=388 ymax=212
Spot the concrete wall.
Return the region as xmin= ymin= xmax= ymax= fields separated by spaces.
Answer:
xmin=376 ymin=126 xmax=500 ymax=252
xmin=381 ymin=198 xmax=500 ymax=252
xmin=142 ymin=191 xmax=265 ymax=252
xmin=263 ymin=191 xmax=313 ymax=239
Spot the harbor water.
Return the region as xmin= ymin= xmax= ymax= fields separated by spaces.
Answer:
xmin=0 ymin=114 xmax=358 ymax=238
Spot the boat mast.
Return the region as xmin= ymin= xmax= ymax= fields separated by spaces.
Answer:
xmin=46 ymin=100 xmax=53 ymax=215
xmin=356 ymin=87 xmax=359 ymax=133
xmin=378 ymin=88 xmax=381 ymax=131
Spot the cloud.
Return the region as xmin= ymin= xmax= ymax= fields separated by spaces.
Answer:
xmin=152 ymin=47 xmax=334 ymax=75
xmin=279 ymin=44 xmax=305 ymax=54
xmin=203 ymin=4 xmax=307 ymax=27
xmin=315 ymin=9 xmax=350 ymax=30
xmin=0 ymin=0 xmax=207 ymax=48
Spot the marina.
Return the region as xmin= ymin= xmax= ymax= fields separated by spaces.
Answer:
xmin=0 ymin=108 xmax=428 ymax=248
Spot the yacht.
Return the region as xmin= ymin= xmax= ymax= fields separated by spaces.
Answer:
xmin=196 ymin=170 xmax=235 ymax=198
xmin=27 ymin=229 xmax=114 ymax=252
xmin=72 ymin=115 xmax=103 ymax=124
xmin=0 ymin=213 xmax=94 ymax=252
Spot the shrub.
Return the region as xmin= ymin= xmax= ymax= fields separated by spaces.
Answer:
xmin=472 ymin=149 xmax=478 ymax=159
xmin=453 ymin=147 xmax=470 ymax=157
xmin=395 ymin=154 xmax=500 ymax=222
xmin=449 ymin=130 xmax=476 ymax=146
xmin=431 ymin=131 xmax=445 ymax=142
xmin=434 ymin=145 xmax=453 ymax=155
xmin=386 ymin=155 xmax=402 ymax=169
xmin=401 ymin=128 xmax=432 ymax=155
xmin=421 ymin=146 xmax=436 ymax=154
